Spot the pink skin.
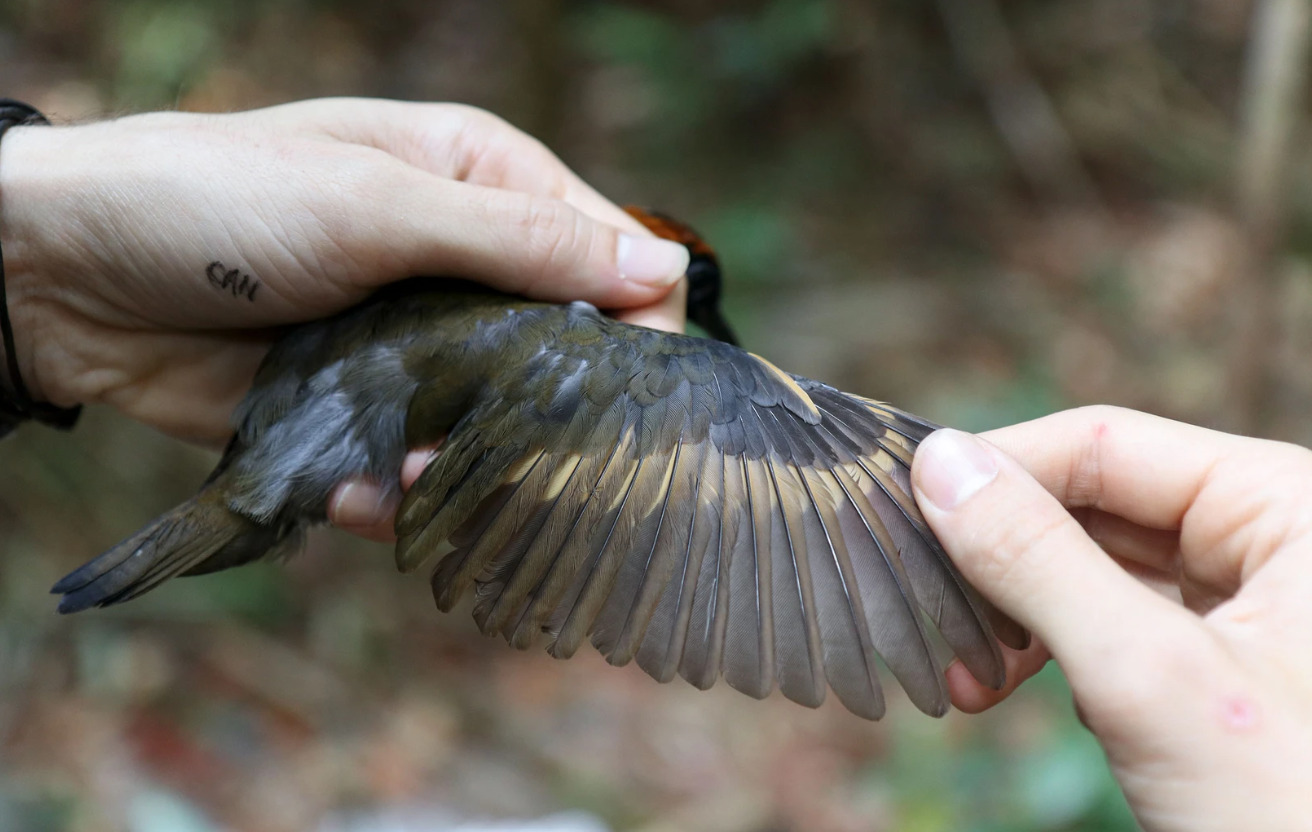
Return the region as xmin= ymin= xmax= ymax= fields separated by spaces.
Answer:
xmin=946 ymin=641 xmax=1051 ymax=712
xmin=1220 ymin=696 xmax=1259 ymax=733
xmin=330 ymin=447 xmax=441 ymax=543
xmin=911 ymin=407 xmax=1312 ymax=829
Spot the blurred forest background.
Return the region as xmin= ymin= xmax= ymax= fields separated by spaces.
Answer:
xmin=2 ymin=0 xmax=1309 ymax=830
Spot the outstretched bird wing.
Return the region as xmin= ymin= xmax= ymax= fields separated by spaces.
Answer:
xmin=394 ymin=302 xmax=1026 ymax=719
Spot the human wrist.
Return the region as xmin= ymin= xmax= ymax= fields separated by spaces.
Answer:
xmin=0 ymin=121 xmax=78 ymax=410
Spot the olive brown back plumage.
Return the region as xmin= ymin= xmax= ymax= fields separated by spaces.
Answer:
xmin=52 ymin=215 xmax=1026 ymax=720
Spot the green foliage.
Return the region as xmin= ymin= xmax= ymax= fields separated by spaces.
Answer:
xmin=126 ymin=562 xmax=294 ymax=627
xmin=107 ymin=1 xmax=227 ymax=107
xmin=697 ymin=201 xmax=795 ymax=286
xmin=0 ymin=786 xmax=76 ymax=832
xmin=572 ymin=0 xmax=834 ymax=140
xmin=871 ymin=664 xmax=1135 ymax=831
xmin=933 ymin=367 xmax=1067 ymax=434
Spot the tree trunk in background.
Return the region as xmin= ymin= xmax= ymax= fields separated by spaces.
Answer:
xmin=1230 ymin=0 xmax=1311 ymax=435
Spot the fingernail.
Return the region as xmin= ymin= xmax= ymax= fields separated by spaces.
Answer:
xmin=401 ymin=446 xmax=442 ymax=491
xmin=616 ymin=234 xmax=690 ymax=286
xmin=917 ymin=429 xmax=999 ymax=511
xmin=331 ymin=482 xmax=391 ymax=528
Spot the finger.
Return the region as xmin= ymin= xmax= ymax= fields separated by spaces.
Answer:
xmin=1072 ymin=507 xmax=1180 ymax=574
xmin=437 ymin=119 xmax=651 ymax=238
xmin=411 ymin=112 xmax=689 ymax=330
xmin=331 ymin=446 xmax=441 ymax=543
xmin=948 ymin=640 xmax=1051 ymax=713
xmin=265 ymin=99 xmax=689 ymax=325
xmin=611 ymin=277 xmax=688 ymax=334
xmin=1106 ymin=552 xmax=1185 ymax=605
xmin=979 ymin=406 xmax=1312 ymax=597
xmin=345 ymin=169 xmax=689 ymax=309
xmin=329 ymin=480 xmax=400 ymax=543
xmin=979 ymin=405 xmax=1292 ymax=530
xmin=911 ymin=428 xmax=1195 ymax=696
xmin=401 ymin=446 xmax=441 ymax=491
xmin=1212 ymin=548 xmax=1312 ymax=638
xmin=276 ymin=99 xmax=652 ymax=236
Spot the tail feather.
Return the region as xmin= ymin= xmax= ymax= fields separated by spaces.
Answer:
xmin=52 ymin=492 xmax=267 ymax=614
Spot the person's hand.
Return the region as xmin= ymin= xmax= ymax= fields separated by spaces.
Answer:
xmin=910 ymin=406 xmax=1312 ymax=831
xmin=0 ymin=97 xmax=689 ymax=445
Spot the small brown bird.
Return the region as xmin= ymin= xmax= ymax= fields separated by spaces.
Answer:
xmin=53 ymin=210 xmax=1026 ymax=720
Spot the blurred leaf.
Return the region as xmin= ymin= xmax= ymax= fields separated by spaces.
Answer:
xmin=1017 ymin=733 xmax=1110 ymax=827
xmin=572 ymin=4 xmax=681 ymax=67
xmin=572 ymin=0 xmax=833 ymax=140
xmin=935 ymin=366 xmax=1066 ymax=433
xmin=114 ymin=561 xmax=294 ymax=627
xmin=111 ymin=1 xmax=226 ymax=107
xmin=698 ymin=202 xmax=795 ymax=286
xmin=571 ymin=4 xmax=713 ymax=134
xmin=0 ymin=786 xmax=75 ymax=832
xmin=706 ymin=0 xmax=832 ymax=87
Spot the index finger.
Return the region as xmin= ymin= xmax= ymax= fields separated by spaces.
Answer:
xmin=980 ymin=405 xmax=1312 ymax=593
xmin=277 ymin=99 xmax=687 ymax=333
xmin=982 ymin=407 xmax=1256 ymax=527
xmin=611 ymin=277 xmax=687 ymax=333
xmin=281 ymin=100 xmax=651 ymax=229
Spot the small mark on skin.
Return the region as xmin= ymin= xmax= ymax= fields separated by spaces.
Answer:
xmin=1220 ymin=695 xmax=1260 ymax=732
xmin=206 ymin=260 xmax=260 ymax=302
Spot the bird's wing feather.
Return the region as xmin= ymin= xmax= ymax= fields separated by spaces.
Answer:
xmin=394 ymin=307 xmax=1024 ymax=719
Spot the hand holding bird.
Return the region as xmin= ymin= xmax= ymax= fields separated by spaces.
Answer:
xmin=0 ymin=98 xmax=690 ymax=443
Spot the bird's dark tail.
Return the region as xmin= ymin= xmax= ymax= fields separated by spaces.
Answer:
xmin=51 ymin=490 xmax=276 ymax=613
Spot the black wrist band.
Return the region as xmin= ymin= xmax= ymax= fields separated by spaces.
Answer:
xmin=0 ymin=98 xmax=81 ymax=436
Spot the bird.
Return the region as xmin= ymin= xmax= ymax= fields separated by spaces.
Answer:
xmin=51 ymin=208 xmax=1027 ymax=721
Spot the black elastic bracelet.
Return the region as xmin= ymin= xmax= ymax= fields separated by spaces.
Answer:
xmin=0 ymin=98 xmax=81 ymax=436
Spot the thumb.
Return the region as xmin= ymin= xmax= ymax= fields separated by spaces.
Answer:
xmin=911 ymin=429 xmax=1185 ymax=695
xmin=355 ymin=173 xmax=690 ymax=309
